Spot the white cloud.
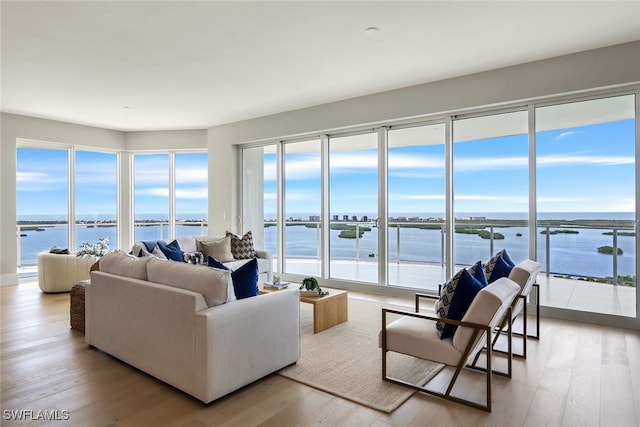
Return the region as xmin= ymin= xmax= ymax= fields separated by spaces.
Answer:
xmin=390 ymin=194 xmax=445 ymax=201
xmin=17 ymin=171 xmax=49 ymax=182
xmin=17 ymin=171 xmax=66 ymax=191
xmin=330 ymin=152 xmax=378 ymax=171
xmin=537 ymin=155 xmax=634 ymax=166
xmin=456 ymin=194 xmax=529 ymax=203
xmin=175 ymin=188 xmax=207 ymax=199
xmin=388 ymin=154 xmax=443 ymax=170
xmin=136 ymin=187 xmax=169 ymax=197
xmin=455 ymin=156 xmax=528 ymax=172
xmin=556 ymin=131 xmax=579 ymax=140
xmin=175 ymin=167 xmax=208 ymax=183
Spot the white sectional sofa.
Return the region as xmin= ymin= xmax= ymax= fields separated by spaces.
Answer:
xmin=85 ymin=251 xmax=299 ymax=404
xmin=131 ymin=234 xmax=274 ymax=283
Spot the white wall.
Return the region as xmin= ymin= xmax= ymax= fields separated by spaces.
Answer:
xmin=207 ymin=42 xmax=640 ymax=145
xmin=126 ymin=129 xmax=207 ymax=151
xmin=0 ymin=113 xmax=126 ymax=286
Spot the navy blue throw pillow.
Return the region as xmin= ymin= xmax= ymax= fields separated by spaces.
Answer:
xmin=440 ymin=268 xmax=486 ymax=339
xmin=207 ymin=256 xmax=229 ymax=270
xmin=158 ymin=240 xmax=183 ymax=262
xmin=485 ymin=249 xmax=516 ymax=283
xmin=230 ymin=258 xmax=259 ymax=299
xmin=468 ymin=260 xmax=488 ymax=286
xmin=208 ymin=256 xmax=258 ymax=299
xmin=141 ymin=240 xmax=159 ymax=252
xmin=488 ymin=256 xmax=514 ymax=283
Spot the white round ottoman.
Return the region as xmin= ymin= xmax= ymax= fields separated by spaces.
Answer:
xmin=37 ymin=252 xmax=97 ymax=293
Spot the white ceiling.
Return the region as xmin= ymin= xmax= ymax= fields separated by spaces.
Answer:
xmin=2 ymin=1 xmax=639 ymax=132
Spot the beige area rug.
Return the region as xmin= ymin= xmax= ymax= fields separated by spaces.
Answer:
xmin=278 ymin=297 xmax=444 ymax=413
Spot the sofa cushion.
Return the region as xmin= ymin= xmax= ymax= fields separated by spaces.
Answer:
xmin=208 ymin=256 xmax=258 ymax=300
xmin=146 ymin=257 xmax=235 ymax=307
xmin=99 ymin=250 xmax=151 ymax=280
xmin=200 ymin=237 xmax=234 ymax=263
xmin=435 ymin=262 xmax=487 ymax=339
xmin=227 ymin=231 xmax=256 ymax=259
xmin=158 ymin=240 xmax=183 ymax=262
xmin=175 ymin=236 xmax=198 ymax=254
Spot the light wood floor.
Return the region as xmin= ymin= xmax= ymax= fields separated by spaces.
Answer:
xmin=1 ymin=280 xmax=639 ymax=427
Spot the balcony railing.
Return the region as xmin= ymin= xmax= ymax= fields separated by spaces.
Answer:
xmin=267 ymin=220 xmax=636 ymax=287
xmin=17 ymin=220 xmax=208 ymax=268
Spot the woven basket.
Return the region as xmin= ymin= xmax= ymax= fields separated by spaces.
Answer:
xmin=70 ymin=281 xmax=88 ymax=333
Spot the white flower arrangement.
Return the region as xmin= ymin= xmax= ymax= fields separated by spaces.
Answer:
xmin=77 ymin=237 xmax=110 ymax=257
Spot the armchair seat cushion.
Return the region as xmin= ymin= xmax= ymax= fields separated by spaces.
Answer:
xmin=385 ymin=316 xmax=462 ymax=366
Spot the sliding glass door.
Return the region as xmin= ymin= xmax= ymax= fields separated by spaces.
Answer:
xmin=329 ymin=132 xmax=379 ymax=283
xmin=536 ymin=95 xmax=636 ymax=317
xmin=387 ymin=123 xmax=446 ymax=290
xmin=283 ymin=139 xmax=322 ymax=277
xmin=452 ymin=111 xmax=529 ymax=268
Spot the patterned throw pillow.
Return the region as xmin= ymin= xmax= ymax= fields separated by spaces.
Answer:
xmin=435 ymin=268 xmax=464 ymax=338
xmin=226 ymin=231 xmax=256 ymax=260
xmin=485 ymin=249 xmax=516 ymax=283
xmin=435 ymin=261 xmax=487 ymax=339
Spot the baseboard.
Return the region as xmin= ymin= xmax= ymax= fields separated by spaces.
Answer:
xmin=0 ymin=273 xmax=19 ymax=287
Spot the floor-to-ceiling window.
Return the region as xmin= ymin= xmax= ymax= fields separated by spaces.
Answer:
xmin=536 ymin=95 xmax=636 ymax=317
xmin=133 ymin=153 xmax=170 ymax=242
xmin=283 ymin=139 xmax=322 ymax=277
xmin=387 ymin=123 xmax=446 ymax=290
xmin=329 ymin=131 xmax=379 ymax=283
xmin=16 ymin=147 xmax=69 ymax=269
xmin=133 ymin=151 xmax=209 ymax=242
xmin=17 ymin=145 xmax=119 ymax=272
xmin=240 ymin=89 xmax=637 ymax=324
xmin=75 ymin=150 xmax=118 ymax=250
xmin=175 ymin=152 xmax=208 ymax=238
xmin=452 ymin=111 xmax=529 ymax=267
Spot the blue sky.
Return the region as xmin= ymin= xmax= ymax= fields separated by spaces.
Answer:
xmin=17 ymin=151 xmax=208 ymax=219
xmin=16 ymin=119 xmax=635 ymax=220
xmin=266 ymin=118 xmax=636 ymax=217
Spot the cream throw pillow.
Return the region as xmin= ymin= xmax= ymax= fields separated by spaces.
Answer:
xmin=200 ymin=237 xmax=234 ymax=263
xmin=99 ymin=250 xmax=150 ymax=280
xmin=146 ymin=257 xmax=235 ymax=307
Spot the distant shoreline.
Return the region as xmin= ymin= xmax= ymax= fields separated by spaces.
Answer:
xmin=18 ymin=217 xmax=636 ymax=229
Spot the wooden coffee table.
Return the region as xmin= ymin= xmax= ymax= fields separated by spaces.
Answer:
xmin=260 ymin=285 xmax=348 ymax=333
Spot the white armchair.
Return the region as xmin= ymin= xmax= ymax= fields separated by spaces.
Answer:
xmin=37 ymin=252 xmax=96 ymax=293
xmin=381 ymin=277 xmax=520 ymax=412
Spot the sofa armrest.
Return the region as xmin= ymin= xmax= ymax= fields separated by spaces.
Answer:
xmin=254 ymin=249 xmax=273 ymax=282
xmin=194 ymin=289 xmax=299 ymax=403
